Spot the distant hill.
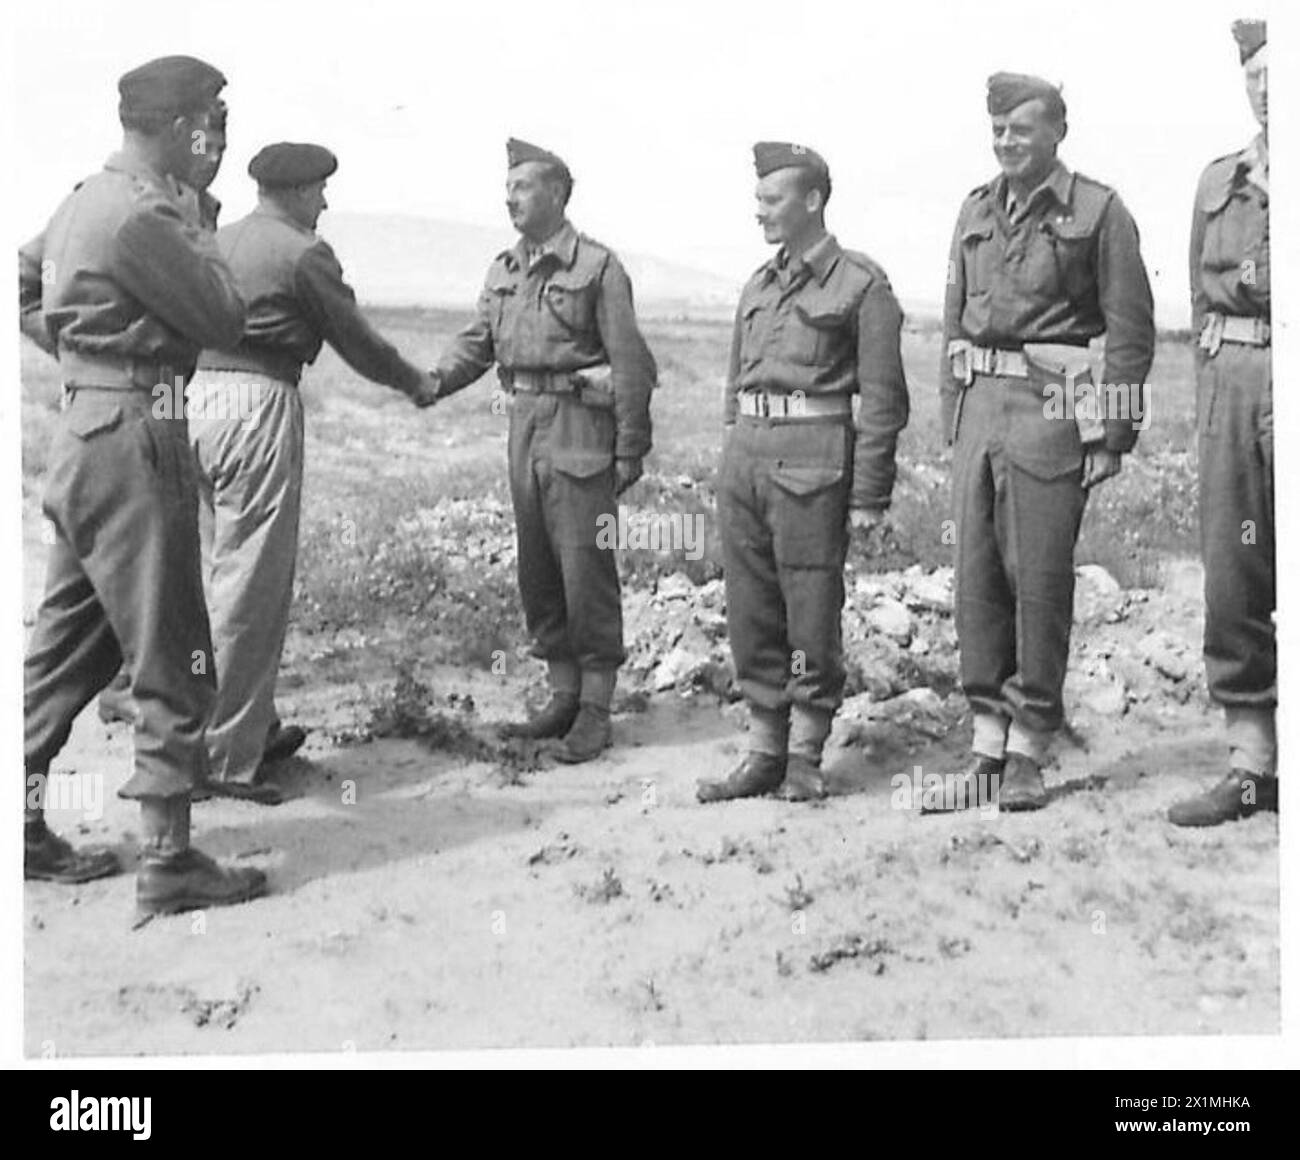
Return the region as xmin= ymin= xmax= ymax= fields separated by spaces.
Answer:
xmin=322 ymin=212 xmax=740 ymax=318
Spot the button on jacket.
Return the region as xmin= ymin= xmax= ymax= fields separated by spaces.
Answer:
xmin=725 ymin=234 xmax=909 ymax=510
xmin=197 ymin=206 xmax=424 ymax=392
xmin=940 ymin=161 xmax=1155 ymax=452
xmin=1190 ymin=136 xmax=1270 ymax=324
xmin=435 ymin=220 xmax=656 ymax=459
xmin=18 ymin=151 xmax=245 ymax=366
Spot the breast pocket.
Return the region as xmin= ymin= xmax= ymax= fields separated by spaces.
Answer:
xmin=1208 ymin=196 xmax=1269 ymax=294
xmin=960 ymin=224 xmax=996 ymax=294
xmin=792 ymin=299 xmax=854 ymax=367
xmin=543 ymin=272 xmax=598 ymax=335
xmin=1045 ymin=222 xmax=1096 ymax=303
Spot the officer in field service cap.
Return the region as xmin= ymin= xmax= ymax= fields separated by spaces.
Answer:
xmin=696 ymin=142 xmax=908 ymax=804
xmin=926 ymin=73 xmax=1155 ymax=814
xmin=18 ymin=55 xmax=268 ymax=914
xmin=1168 ymin=20 xmax=1276 ymax=826
xmin=426 ymin=138 xmax=657 ymax=763
xmin=188 ymin=142 xmax=439 ymax=804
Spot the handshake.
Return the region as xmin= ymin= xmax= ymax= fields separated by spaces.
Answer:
xmin=409 ymin=369 xmax=442 ymax=409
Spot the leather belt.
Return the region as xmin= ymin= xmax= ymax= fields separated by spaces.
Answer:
xmin=737 ymin=390 xmax=852 ymax=420
xmin=1199 ymin=312 xmax=1270 ymax=356
xmin=59 ymin=350 xmax=182 ymax=392
xmin=968 ymin=347 xmax=1029 ymax=378
xmin=196 ymin=349 xmax=303 ymax=385
xmin=502 ymin=368 xmax=580 ymax=395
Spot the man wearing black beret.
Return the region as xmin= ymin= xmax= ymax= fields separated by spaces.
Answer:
xmin=697 ymin=142 xmax=909 ymax=803
xmin=1168 ymin=20 xmax=1276 ymax=826
xmin=188 ymin=142 xmax=440 ymax=803
xmin=18 ymin=56 xmax=269 ymax=913
xmin=930 ymin=73 xmax=1155 ymax=814
xmin=429 ymin=139 xmax=657 ymax=763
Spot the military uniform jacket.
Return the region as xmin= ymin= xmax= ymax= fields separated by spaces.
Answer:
xmin=18 ymin=150 xmax=245 ymax=369
xmin=1190 ymin=136 xmax=1269 ymax=326
xmin=725 ymin=233 xmax=909 ymax=510
xmin=435 ymin=220 xmax=657 ymax=460
xmin=197 ymin=206 xmax=425 ymax=393
xmin=940 ymin=162 xmax=1155 ymax=453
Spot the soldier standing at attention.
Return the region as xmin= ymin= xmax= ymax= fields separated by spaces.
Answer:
xmin=429 ymin=139 xmax=657 ymax=764
xmin=1169 ymin=19 xmax=1276 ymax=826
xmin=19 ymin=56 xmax=267 ymax=914
xmin=926 ymin=74 xmax=1155 ymax=814
xmin=188 ymin=143 xmax=439 ymax=804
xmin=697 ymin=142 xmax=908 ymax=805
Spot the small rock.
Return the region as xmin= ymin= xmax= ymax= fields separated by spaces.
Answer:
xmin=1074 ymin=564 xmax=1125 ymax=624
xmin=865 ymin=598 xmax=914 ymax=644
xmin=656 ymin=571 xmax=696 ymax=601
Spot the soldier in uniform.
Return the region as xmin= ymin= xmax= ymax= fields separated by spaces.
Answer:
xmin=189 ymin=143 xmax=439 ymax=804
xmin=1169 ymin=19 xmax=1276 ymax=826
xmin=19 ymin=56 xmax=267 ymax=913
xmin=697 ymin=142 xmax=908 ymax=804
xmin=97 ymin=98 xmax=228 ymax=727
xmin=428 ymin=139 xmax=657 ymax=764
xmin=926 ymin=74 xmax=1155 ymax=813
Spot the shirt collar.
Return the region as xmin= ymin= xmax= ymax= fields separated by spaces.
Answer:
xmin=514 ymin=219 xmax=579 ymax=271
xmin=997 ymin=159 xmax=1073 ymax=217
xmin=764 ymin=231 xmax=842 ymax=287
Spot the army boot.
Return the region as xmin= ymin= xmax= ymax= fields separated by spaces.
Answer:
xmin=778 ymin=706 xmax=832 ymax=802
xmin=697 ymin=705 xmax=789 ymax=803
xmin=501 ymin=660 xmax=581 ymax=739
xmin=24 ymin=814 xmax=120 ymax=884
xmin=554 ymin=669 xmax=615 ymax=764
xmin=999 ymin=752 xmax=1048 ymax=812
xmin=920 ymin=754 xmax=1006 ymax=815
xmin=1168 ymin=770 xmax=1279 ymax=827
xmin=697 ymin=753 xmax=786 ymax=803
xmin=136 ymin=796 xmax=267 ymax=916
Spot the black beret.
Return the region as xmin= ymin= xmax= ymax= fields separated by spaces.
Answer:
xmin=506 ymin=137 xmax=570 ymax=177
xmin=249 ymin=143 xmax=338 ymax=188
xmin=1232 ymin=19 xmax=1266 ymax=64
xmin=118 ymin=55 xmax=226 ymax=118
xmin=986 ymin=72 xmax=1066 ymax=120
xmin=753 ymin=141 xmax=829 ymax=181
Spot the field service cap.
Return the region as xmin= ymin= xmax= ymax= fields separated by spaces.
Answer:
xmin=118 ymin=55 xmax=226 ymax=118
xmin=986 ymin=72 xmax=1066 ymax=120
xmin=1232 ymin=19 xmax=1266 ymax=63
xmin=507 ymin=138 xmax=570 ymax=177
xmin=752 ymin=141 xmax=829 ymax=180
xmin=249 ymin=143 xmax=339 ymax=188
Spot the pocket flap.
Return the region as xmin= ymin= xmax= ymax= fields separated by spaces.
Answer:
xmin=961 ymin=224 xmax=994 ymax=244
xmin=65 ymin=401 xmax=123 ymax=439
xmin=551 ymin=449 xmax=613 ymax=479
xmin=770 ymin=464 xmax=844 ymax=497
xmin=794 ymin=301 xmax=853 ymax=329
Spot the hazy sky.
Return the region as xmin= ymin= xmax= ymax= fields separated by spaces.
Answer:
xmin=8 ymin=0 xmax=1287 ymax=323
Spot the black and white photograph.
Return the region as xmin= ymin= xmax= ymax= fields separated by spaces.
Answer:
xmin=3 ymin=0 xmax=1296 ymax=1073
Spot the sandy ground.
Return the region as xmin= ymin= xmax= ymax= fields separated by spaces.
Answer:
xmin=22 ymin=502 xmax=1279 ymax=1058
